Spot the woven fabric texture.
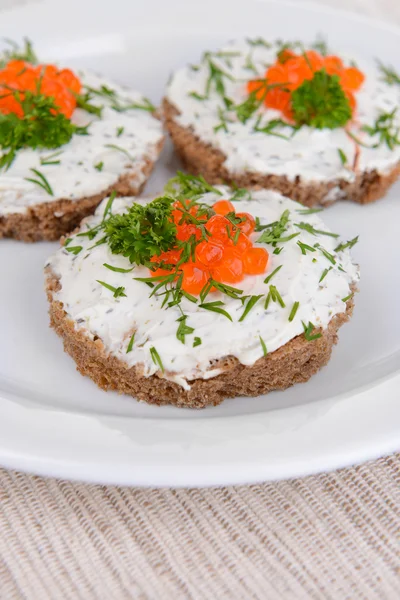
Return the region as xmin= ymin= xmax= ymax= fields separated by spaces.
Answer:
xmin=1 ymin=456 xmax=400 ymax=600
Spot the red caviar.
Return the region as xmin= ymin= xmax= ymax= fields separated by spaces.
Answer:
xmin=149 ymin=199 xmax=270 ymax=294
xmin=247 ymin=49 xmax=365 ymax=122
xmin=0 ymin=59 xmax=82 ymax=119
xmin=212 ymin=199 xmax=235 ymax=215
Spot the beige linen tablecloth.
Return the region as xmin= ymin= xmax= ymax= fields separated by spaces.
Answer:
xmin=1 ymin=0 xmax=400 ymax=598
xmin=1 ymin=457 xmax=400 ymax=599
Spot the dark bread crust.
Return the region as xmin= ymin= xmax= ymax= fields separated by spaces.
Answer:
xmin=46 ymin=268 xmax=355 ymax=409
xmin=163 ymin=99 xmax=400 ymax=207
xmin=0 ymin=140 xmax=164 ymax=242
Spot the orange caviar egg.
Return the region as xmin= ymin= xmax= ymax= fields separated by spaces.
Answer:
xmin=206 ymin=214 xmax=233 ymax=242
xmin=243 ymin=247 xmax=269 ymax=275
xmin=181 ymin=262 xmax=209 ymax=295
xmin=236 ymin=212 xmax=255 ymax=236
xmin=212 ymin=247 xmax=244 ymax=284
xmin=195 ymin=239 xmax=224 ymax=267
xmin=340 ymin=66 xmax=365 ymax=91
xmin=150 ymin=249 xmax=181 ymax=277
xmin=212 ymin=199 xmax=235 ymax=215
xmin=229 ymin=232 xmax=252 ymax=254
xmin=323 ymin=55 xmax=344 ymax=75
xmin=176 ymin=223 xmax=202 ymax=242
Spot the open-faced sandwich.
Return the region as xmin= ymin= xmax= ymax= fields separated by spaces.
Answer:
xmin=0 ymin=41 xmax=164 ymax=241
xmin=45 ymin=173 xmax=359 ymax=408
xmin=164 ymin=38 xmax=400 ymax=206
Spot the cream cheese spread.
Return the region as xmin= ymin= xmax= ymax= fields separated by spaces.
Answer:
xmin=46 ymin=187 xmax=359 ymax=390
xmin=0 ymin=71 xmax=164 ymax=216
xmin=165 ymin=39 xmax=400 ymax=185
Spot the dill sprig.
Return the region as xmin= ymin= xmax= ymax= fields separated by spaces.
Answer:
xmin=24 ymin=167 xmax=53 ymax=195
xmin=96 ymin=280 xmax=127 ymax=298
xmin=377 ymin=61 xmax=400 ymax=86
xmin=0 ymin=38 xmax=37 ymax=68
xmin=288 ymin=301 xmax=300 ymax=322
xmin=361 ymin=109 xmax=400 ymax=150
xmin=85 ymin=84 xmax=155 ymax=113
xmin=302 ymin=321 xmax=322 ymax=341
xmin=294 ymin=222 xmax=339 ymax=238
xmin=335 ymin=236 xmax=359 ymax=252
xmin=203 ymin=53 xmax=235 ymax=98
xmin=259 ymin=335 xmax=268 ymax=356
xmin=126 ymin=333 xmax=135 ymax=353
xmin=150 ymin=346 xmax=164 ymax=372
xmin=164 ymin=171 xmax=222 ymax=200
xmin=265 ymin=284 xmax=286 ymax=309
xmin=263 ymin=265 xmax=282 ymax=285
xmin=198 ymin=301 xmax=233 ymax=321
xmin=297 ymin=240 xmax=316 ymax=255
xmin=253 ymin=115 xmax=294 ymax=139
xmin=239 ymin=295 xmax=263 ymax=321
xmin=176 ymin=315 xmax=195 ymax=344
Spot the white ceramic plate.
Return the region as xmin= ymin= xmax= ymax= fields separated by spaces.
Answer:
xmin=1 ymin=0 xmax=399 ymax=487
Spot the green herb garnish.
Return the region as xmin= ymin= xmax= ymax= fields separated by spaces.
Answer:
xmin=94 ymin=161 xmax=104 ymax=172
xmin=302 ymin=321 xmax=322 ymax=341
xmin=319 ymin=267 xmax=332 ymax=283
xmin=66 ymin=245 xmax=83 ymax=255
xmin=164 ymin=171 xmax=222 ymax=200
xmin=297 ymin=240 xmax=317 ymax=255
xmin=259 ymin=335 xmax=268 ymax=356
xmin=377 ymin=61 xmax=400 ymax=86
xmin=24 ymin=167 xmax=53 ymax=195
xmin=75 ymin=92 xmax=103 ymax=117
xmin=103 ymin=263 xmax=133 ymax=273
xmin=247 ymin=37 xmax=271 ymax=48
xmin=150 ymin=346 xmax=164 ymax=372
xmin=0 ymin=38 xmax=37 ymax=68
xmin=104 ymin=195 xmax=176 ymax=265
xmin=263 ymin=265 xmax=282 ymax=285
xmin=198 ymin=301 xmax=232 ymax=321
xmin=288 ymin=301 xmax=300 ymax=322
xmin=176 ymin=315 xmax=195 ymax=344
xmin=96 ymin=280 xmax=127 ymax=298
xmin=295 ymin=222 xmax=339 ymax=238
xmin=104 ymin=143 xmax=135 ymax=161
xmin=193 ymin=337 xmax=202 ymax=347
xmin=361 ymin=109 xmax=400 ymax=150
xmin=296 ymin=207 xmax=323 ymax=215
xmin=314 ymin=244 xmax=336 ymax=265
xmin=40 ymin=150 xmax=63 ymax=166
xmin=265 ymin=284 xmax=285 ymax=309
xmin=239 ymin=295 xmax=263 ymax=321
xmin=334 ymin=236 xmax=359 ymax=252
xmin=342 ymin=292 xmax=354 ymax=303
xmin=0 ymin=90 xmax=87 ymax=170
xmin=291 ymin=69 xmax=352 ymax=129
xmin=338 ymin=148 xmax=347 ymax=165
xmin=126 ymin=333 xmax=135 ymax=353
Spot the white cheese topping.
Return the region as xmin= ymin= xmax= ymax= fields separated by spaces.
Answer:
xmin=46 ymin=188 xmax=359 ymax=390
xmin=0 ymin=71 xmax=164 ymax=216
xmin=165 ymin=39 xmax=400 ymax=186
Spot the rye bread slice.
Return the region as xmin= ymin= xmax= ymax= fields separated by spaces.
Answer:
xmin=46 ymin=267 xmax=355 ymax=409
xmin=163 ymin=99 xmax=400 ymax=207
xmin=0 ymin=139 xmax=164 ymax=242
